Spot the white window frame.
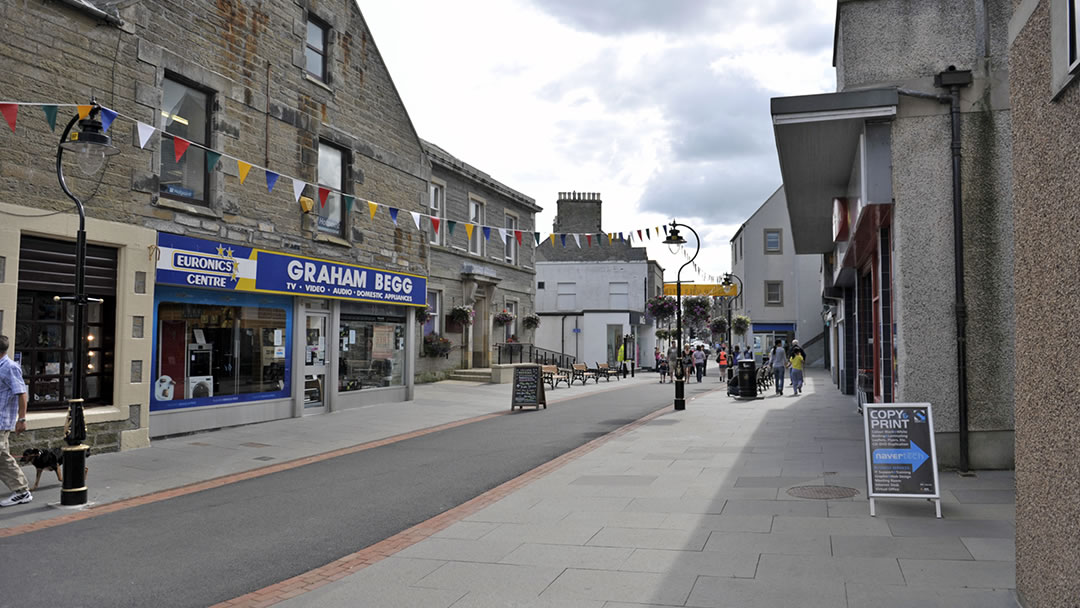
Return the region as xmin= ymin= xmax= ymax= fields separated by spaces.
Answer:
xmin=764 ymin=281 xmax=784 ymax=306
xmin=306 ymin=16 xmax=329 ymax=82
xmin=504 ymin=212 xmax=519 ymax=265
xmin=468 ymin=195 xmax=485 ymax=256
xmin=609 ymin=281 xmax=629 ymax=309
xmin=503 ymin=299 xmax=518 ymax=341
xmin=428 ymin=181 xmax=444 ymax=246
xmin=425 ymin=289 xmax=442 ymax=336
xmin=317 ymin=141 xmax=346 ymax=236
xmin=764 ymin=229 xmax=783 ymax=254
xmin=556 ymin=282 xmax=576 ymax=311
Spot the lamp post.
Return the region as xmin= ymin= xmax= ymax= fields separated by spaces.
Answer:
xmin=662 ymin=221 xmax=700 ymax=411
xmin=721 ymin=272 xmax=743 ymax=377
xmin=55 ymin=104 xmax=118 ymax=506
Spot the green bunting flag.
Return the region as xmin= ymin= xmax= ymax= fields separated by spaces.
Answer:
xmin=447 ymin=220 xmax=457 ymax=236
xmin=42 ymin=105 xmax=58 ymax=132
xmin=534 ymin=232 xmax=541 ymax=245
xmin=344 ymin=195 xmax=354 ymax=213
xmin=206 ymin=151 xmax=222 ymax=172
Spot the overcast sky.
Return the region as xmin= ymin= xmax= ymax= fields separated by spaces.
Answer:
xmin=360 ymin=0 xmax=836 ymax=281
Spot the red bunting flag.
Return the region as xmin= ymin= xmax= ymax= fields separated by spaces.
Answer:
xmin=637 ymin=229 xmax=643 ymax=241
xmin=318 ymin=187 xmax=330 ymax=208
xmin=586 ymin=234 xmax=592 ymax=247
xmin=172 ymin=137 xmax=191 ymax=162
xmin=431 ymin=217 xmax=441 ymax=234
xmin=0 ymin=103 xmax=18 ymax=133
xmin=514 ymin=230 xmax=523 ymax=246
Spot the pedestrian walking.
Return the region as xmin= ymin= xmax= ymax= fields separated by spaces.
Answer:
xmin=716 ymin=348 xmax=728 ymax=381
xmin=770 ymin=339 xmax=788 ymax=395
xmin=790 ymin=347 xmax=805 ymax=394
xmin=0 ymin=335 xmax=32 ymax=507
xmin=654 ymin=347 xmax=661 ymax=371
xmin=692 ymin=345 xmax=706 ymax=383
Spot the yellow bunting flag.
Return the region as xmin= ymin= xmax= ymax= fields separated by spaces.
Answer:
xmin=549 ymin=234 xmax=555 ymax=246
xmin=608 ymin=233 xmax=613 ymax=245
xmin=465 ymin=223 xmax=474 ymax=241
xmin=237 ymin=161 xmax=252 ymax=184
xmin=368 ymin=201 xmax=378 ymax=220
xmin=77 ymin=105 xmax=92 ymax=120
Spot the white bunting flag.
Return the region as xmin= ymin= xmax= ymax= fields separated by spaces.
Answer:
xmin=292 ymin=179 xmax=306 ymax=202
xmin=573 ymin=233 xmax=581 ymax=248
xmin=411 ymin=211 xmax=421 ymax=230
xmin=498 ymin=228 xmax=508 ymax=244
xmin=137 ymin=122 xmax=155 ymax=149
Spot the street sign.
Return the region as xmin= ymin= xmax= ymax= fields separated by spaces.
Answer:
xmin=662 ymin=283 xmax=738 ymax=297
xmin=863 ymin=402 xmax=941 ymax=518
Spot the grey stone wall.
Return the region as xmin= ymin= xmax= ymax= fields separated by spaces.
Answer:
xmin=1009 ymin=1 xmax=1080 ymax=605
xmin=9 ymin=405 xmax=141 ymax=456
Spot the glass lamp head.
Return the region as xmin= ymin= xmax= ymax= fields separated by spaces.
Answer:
xmin=663 ymin=223 xmax=686 ymax=245
xmin=60 ymin=116 xmax=119 ymax=176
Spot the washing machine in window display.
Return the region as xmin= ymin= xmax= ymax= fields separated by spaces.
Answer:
xmin=187 ymin=343 xmax=214 ymax=398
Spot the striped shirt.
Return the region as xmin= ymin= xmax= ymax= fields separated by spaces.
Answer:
xmin=0 ymin=355 xmax=28 ymax=431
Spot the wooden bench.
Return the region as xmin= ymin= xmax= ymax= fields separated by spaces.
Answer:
xmin=541 ymin=365 xmax=570 ymax=389
xmin=570 ymin=363 xmax=598 ymax=385
xmin=595 ymin=362 xmax=621 ymax=381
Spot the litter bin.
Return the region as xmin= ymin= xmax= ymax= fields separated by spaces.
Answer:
xmin=737 ymin=359 xmax=757 ymax=398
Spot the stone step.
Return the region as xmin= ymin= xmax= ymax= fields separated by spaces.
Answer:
xmin=447 ymin=369 xmax=493 ymax=383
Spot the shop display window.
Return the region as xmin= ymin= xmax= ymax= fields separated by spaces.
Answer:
xmin=339 ymin=305 xmax=406 ymax=392
xmin=154 ymin=300 xmax=288 ymax=405
xmin=14 ymin=292 xmax=114 ymax=411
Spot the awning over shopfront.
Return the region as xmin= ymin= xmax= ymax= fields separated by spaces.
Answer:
xmin=771 ymin=88 xmax=898 ymax=254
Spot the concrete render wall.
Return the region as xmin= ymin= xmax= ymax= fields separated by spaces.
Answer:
xmin=535 ymin=261 xmax=650 ymax=313
xmin=1009 ymin=1 xmax=1080 ymax=605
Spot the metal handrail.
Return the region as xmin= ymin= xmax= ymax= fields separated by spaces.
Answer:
xmin=494 ymin=343 xmax=576 ymax=367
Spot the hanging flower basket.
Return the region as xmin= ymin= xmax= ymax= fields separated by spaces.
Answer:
xmin=646 ymin=295 xmax=677 ymax=320
xmin=422 ymin=333 xmax=452 ymax=357
xmin=493 ymin=310 xmax=516 ymax=326
xmin=683 ymin=296 xmax=712 ymax=326
xmin=732 ymin=314 xmax=751 ymax=337
xmin=416 ymin=306 xmax=433 ymax=325
xmin=448 ymin=305 xmax=474 ymax=327
xmin=655 ymin=329 xmax=669 ymax=340
xmin=522 ymin=313 xmax=541 ymax=329
xmin=709 ymin=317 xmax=728 ymax=335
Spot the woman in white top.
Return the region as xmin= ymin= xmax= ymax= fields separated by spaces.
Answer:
xmin=770 ymin=339 xmax=788 ymax=395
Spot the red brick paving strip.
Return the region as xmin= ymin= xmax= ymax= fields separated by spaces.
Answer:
xmin=213 ymin=401 xmax=682 ymax=608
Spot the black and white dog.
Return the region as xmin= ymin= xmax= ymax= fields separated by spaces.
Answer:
xmin=19 ymin=447 xmax=89 ymax=491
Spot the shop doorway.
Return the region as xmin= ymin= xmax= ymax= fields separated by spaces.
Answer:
xmin=472 ymin=297 xmax=488 ymax=368
xmin=303 ymin=307 xmax=330 ymax=414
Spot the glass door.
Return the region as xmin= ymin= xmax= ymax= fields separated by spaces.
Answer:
xmin=303 ymin=310 xmax=329 ymax=413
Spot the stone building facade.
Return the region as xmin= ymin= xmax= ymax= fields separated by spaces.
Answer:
xmin=418 ymin=141 xmax=540 ymax=374
xmin=0 ymin=0 xmax=430 ymax=449
xmin=1008 ymin=1 xmax=1080 ymax=604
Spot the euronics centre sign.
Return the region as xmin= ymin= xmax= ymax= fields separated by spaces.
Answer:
xmin=156 ymin=233 xmax=426 ymax=306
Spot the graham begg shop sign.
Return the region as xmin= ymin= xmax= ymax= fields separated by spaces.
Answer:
xmin=156 ymin=233 xmax=426 ymax=305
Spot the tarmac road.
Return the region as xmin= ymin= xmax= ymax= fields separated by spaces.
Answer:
xmin=0 ymin=380 xmax=717 ymax=608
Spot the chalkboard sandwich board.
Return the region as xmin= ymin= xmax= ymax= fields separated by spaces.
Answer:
xmin=512 ymin=365 xmax=546 ymax=410
xmin=863 ymin=402 xmax=941 ymax=518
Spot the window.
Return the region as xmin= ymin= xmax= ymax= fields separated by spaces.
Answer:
xmin=764 ymin=229 xmax=782 ymax=254
xmin=306 ymin=17 xmax=328 ymax=81
xmin=505 ymin=213 xmax=518 ymax=265
xmin=732 ymin=243 xmax=737 ymax=264
xmin=765 ymin=281 xmax=784 ymax=306
xmin=15 ymin=293 xmax=114 ymax=411
xmin=428 ymin=183 xmax=444 ymax=245
xmin=338 ymin=304 xmax=406 ymax=392
xmin=609 ymin=282 xmax=629 ymax=309
xmin=537 ymin=281 xmax=545 ymax=289
xmin=1070 ymin=0 xmax=1080 ymax=72
xmin=317 ymin=142 xmax=345 ymax=236
xmin=556 ymin=282 xmax=576 ymax=311
xmin=423 ymin=290 xmax=442 ymax=337
xmin=503 ymin=300 xmax=518 ymax=341
xmin=739 ymin=237 xmax=743 ymax=258
xmin=468 ymin=198 xmax=484 ymax=255
xmin=160 ymin=77 xmax=209 ymax=205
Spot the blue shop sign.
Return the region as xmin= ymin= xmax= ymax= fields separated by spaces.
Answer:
xmin=155 ymin=233 xmax=426 ymax=306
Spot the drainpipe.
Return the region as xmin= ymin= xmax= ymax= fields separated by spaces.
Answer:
xmin=561 ymin=314 xmax=568 ymax=358
xmin=898 ymin=66 xmax=973 ymax=472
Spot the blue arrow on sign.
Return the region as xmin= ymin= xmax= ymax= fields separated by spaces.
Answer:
xmin=872 ymin=441 xmax=930 ymax=472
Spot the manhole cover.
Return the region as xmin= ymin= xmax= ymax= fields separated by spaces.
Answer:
xmin=786 ymin=485 xmax=860 ymax=500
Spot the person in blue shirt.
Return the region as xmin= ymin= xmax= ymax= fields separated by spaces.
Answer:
xmin=0 ymin=335 xmax=32 ymax=507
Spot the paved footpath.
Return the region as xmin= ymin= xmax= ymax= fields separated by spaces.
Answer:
xmin=3 ymin=370 xmax=1017 ymax=607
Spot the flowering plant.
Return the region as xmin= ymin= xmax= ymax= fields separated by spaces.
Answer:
xmin=416 ymin=306 xmax=433 ymax=325
xmin=493 ymin=310 xmax=516 ymax=325
xmin=682 ymin=296 xmax=711 ymax=325
xmin=655 ymin=329 xmax=670 ymax=340
xmin=709 ymin=317 xmax=728 ymax=335
xmin=522 ymin=313 xmax=541 ymax=329
xmin=423 ymin=333 xmax=452 ymax=357
xmin=732 ymin=314 xmax=751 ymax=337
xmin=646 ymin=295 xmax=677 ymax=320
xmin=448 ymin=305 xmax=475 ymax=326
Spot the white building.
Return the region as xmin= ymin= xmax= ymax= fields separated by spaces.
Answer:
xmin=729 ymin=186 xmax=824 ymax=364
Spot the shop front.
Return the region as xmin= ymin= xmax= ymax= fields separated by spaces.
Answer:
xmin=150 ymin=233 xmax=424 ymax=436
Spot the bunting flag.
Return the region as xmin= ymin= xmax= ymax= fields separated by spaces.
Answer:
xmin=573 ymin=233 xmax=581 ymax=248
xmin=344 ymin=195 xmax=354 ymax=213
xmin=482 ymin=226 xmax=491 ymax=241
xmin=514 ymin=230 xmax=523 ymax=246
xmin=619 ymin=232 xmax=624 ymax=242
xmin=77 ymin=105 xmax=92 ymax=120
xmin=42 ymin=105 xmax=57 ymax=132
xmin=388 ymin=207 xmax=399 ymax=225
xmin=586 ymin=234 xmax=592 ymax=247
xmin=560 ymin=234 xmax=566 ymax=247
xmin=318 ymin=187 xmax=330 ymax=208
xmin=172 ymin=136 xmax=190 ymax=162
xmin=549 ymin=234 xmax=555 ymax=246
xmin=637 ymin=229 xmax=643 ymax=241
xmin=607 ymin=233 xmax=613 ymax=245
xmin=410 ymin=211 xmax=421 ymax=230
xmin=368 ymin=201 xmax=378 ymax=219
xmin=238 ymin=161 xmax=253 ymax=184
xmin=534 ymin=232 xmax=541 ymax=245
xmin=137 ymin=122 xmax=155 ymax=149
xmin=662 ymin=225 xmax=669 ymax=236
xmin=465 ymin=223 xmax=474 ymax=241
xmin=206 ymin=150 xmax=222 ymax=172
xmin=646 ymin=228 xmax=651 ymax=240
xmin=497 ymin=227 xmax=507 ymax=244
xmin=99 ymin=107 xmax=118 ymax=133
xmin=292 ymin=179 xmax=306 ymax=202
xmin=266 ymin=170 xmax=279 ymax=192
xmin=447 ymin=220 xmax=457 ymax=236
xmin=0 ymin=104 xmax=17 ymax=133
xmin=431 ymin=217 xmax=441 ymax=234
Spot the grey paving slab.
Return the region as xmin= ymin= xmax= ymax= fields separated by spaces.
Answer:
xmin=899 ymin=558 xmax=1016 ymax=588
xmin=685 ymin=576 xmax=847 ymax=608
xmin=278 ymin=582 xmax=465 ymax=608
xmin=476 ymin=522 xmax=602 ymax=545
xmin=586 ymin=526 xmax=711 ymax=551
xmin=558 ymin=510 xmax=669 ymax=529
xmin=394 ymin=538 xmax=524 ymax=563
xmin=619 ymin=548 xmax=758 ymax=578
xmin=887 ymin=517 xmax=1016 ymax=538
xmin=844 ymin=583 xmax=1019 ymax=608
xmin=702 ymin=531 xmax=832 ymax=556
xmin=540 ymin=568 xmax=697 ymax=605
xmin=625 ymin=497 xmax=727 ymax=514
xmin=755 ymin=553 xmax=905 ymax=585
xmin=527 ymin=496 xmax=633 ymax=512
xmin=771 ymin=515 xmax=893 ymax=536
xmin=721 ymin=499 xmax=828 ymax=517
xmin=733 ymin=475 xmax=819 ymax=488
xmin=498 ymin=542 xmax=634 ymax=570
xmin=660 ymin=512 xmax=773 ymax=533
xmin=569 ymin=475 xmax=658 ymax=486
xmin=433 ymin=521 xmax=502 ymax=540
xmin=830 ymin=535 xmax=975 ymax=560
xmin=683 ymin=485 xmax=779 ymax=500
xmin=448 ymin=593 xmax=604 ymax=608
xmin=950 ymin=489 xmax=1016 ymax=504
xmin=961 ymin=536 xmax=1016 ymax=561
xmin=415 ymin=562 xmax=564 ymax=597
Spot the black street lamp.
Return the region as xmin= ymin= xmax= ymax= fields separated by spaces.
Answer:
xmin=721 ymin=273 xmax=743 ymax=379
xmin=55 ymin=104 xmax=118 ymax=506
xmin=662 ymin=221 xmax=700 ymax=411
